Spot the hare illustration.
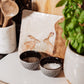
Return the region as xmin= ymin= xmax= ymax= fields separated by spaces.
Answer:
xmin=23 ymin=32 xmax=54 ymax=55
xmin=23 ymin=35 xmax=40 ymax=52
xmin=43 ymin=32 xmax=54 ymax=55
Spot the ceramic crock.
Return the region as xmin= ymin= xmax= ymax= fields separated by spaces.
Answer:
xmin=64 ymin=45 xmax=84 ymax=84
xmin=0 ymin=21 xmax=16 ymax=54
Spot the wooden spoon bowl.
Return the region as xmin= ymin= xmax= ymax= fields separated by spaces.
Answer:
xmin=1 ymin=0 xmax=19 ymax=27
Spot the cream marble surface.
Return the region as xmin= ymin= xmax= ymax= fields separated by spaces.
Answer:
xmin=0 ymin=51 xmax=68 ymax=84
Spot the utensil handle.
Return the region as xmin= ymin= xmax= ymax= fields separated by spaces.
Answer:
xmin=0 ymin=0 xmax=3 ymax=26
xmin=0 ymin=80 xmax=9 ymax=84
xmin=2 ymin=17 xmax=9 ymax=27
xmin=0 ymin=9 xmax=3 ymax=25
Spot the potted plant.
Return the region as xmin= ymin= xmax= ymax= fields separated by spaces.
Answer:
xmin=56 ymin=0 xmax=84 ymax=84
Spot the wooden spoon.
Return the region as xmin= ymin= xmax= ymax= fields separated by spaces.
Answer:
xmin=1 ymin=0 xmax=19 ymax=27
xmin=0 ymin=0 xmax=3 ymax=26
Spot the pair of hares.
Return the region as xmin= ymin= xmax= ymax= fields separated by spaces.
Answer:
xmin=23 ymin=32 xmax=54 ymax=55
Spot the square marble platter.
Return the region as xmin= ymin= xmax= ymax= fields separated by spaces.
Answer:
xmin=18 ymin=10 xmax=62 ymax=56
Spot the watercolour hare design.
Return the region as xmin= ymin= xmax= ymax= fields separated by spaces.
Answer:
xmin=23 ymin=32 xmax=54 ymax=55
xmin=43 ymin=32 xmax=54 ymax=55
xmin=23 ymin=35 xmax=40 ymax=52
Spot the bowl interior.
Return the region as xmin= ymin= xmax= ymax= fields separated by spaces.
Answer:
xmin=40 ymin=57 xmax=63 ymax=70
xmin=20 ymin=51 xmax=41 ymax=63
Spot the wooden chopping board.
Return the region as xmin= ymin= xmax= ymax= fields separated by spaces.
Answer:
xmin=32 ymin=0 xmax=64 ymax=15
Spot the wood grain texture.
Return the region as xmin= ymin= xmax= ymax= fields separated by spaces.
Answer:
xmin=53 ymin=18 xmax=66 ymax=59
xmin=32 ymin=0 xmax=64 ymax=15
xmin=0 ymin=0 xmax=2 ymax=26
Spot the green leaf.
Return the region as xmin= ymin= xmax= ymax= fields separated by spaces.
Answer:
xmin=78 ymin=11 xmax=84 ymax=24
xmin=77 ymin=44 xmax=82 ymax=53
xmin=75 ymin=9 xmax=81 ymax=15
xmin=62 ymin=32 xmax=65 ymax=39
xmin=67 ymin=13 xmax=71 ymax=18
xmin=73 ymin=0 xmax=83 ymax=4
xmin=67 ymin=22 xmax=74 ymax=29
xmin=75 ymin=27 xmax=81 ymax=33
xmin=71 ymin=40 xmax=74 ymax=46
xmin=77 ymin=34 xmax=83 ymax=43
xmin=65 ymin=40 xmax=69 ymax=46
xmin=72 ymin=40 xmax=78 ymax=49
xmin=59 ymin=21 xmax=65 ymax=30
xmin=56 ymin=0 xmax=67 ymax=7
xmin=83 ymin=43 xmax=84 ymax=47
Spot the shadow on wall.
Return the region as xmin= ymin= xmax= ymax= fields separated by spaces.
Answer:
xmin=22 ymin=2 xmax=39 ymax=19
xmin=22 ymin=10 xmax=33 ymax=19
xmin=32 ymin=2 xmax=39 ymax=11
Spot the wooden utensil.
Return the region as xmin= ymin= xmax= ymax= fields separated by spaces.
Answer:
xmin=0 ymin=80 xmax=8 ymax=84
xmin=0 ymin=0 xmax=3 ymax=26
xmin=1 ymin=0 xmax=19 ymax=27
